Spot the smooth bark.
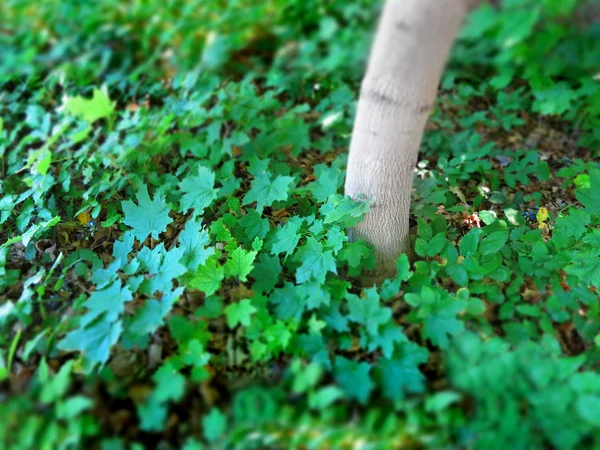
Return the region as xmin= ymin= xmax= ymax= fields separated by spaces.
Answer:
xmin=345 ymin=0 xmax=470 ymax=279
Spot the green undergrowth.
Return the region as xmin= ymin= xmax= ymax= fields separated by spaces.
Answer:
xmin=1 ymin=0 xmax=599 ymax=449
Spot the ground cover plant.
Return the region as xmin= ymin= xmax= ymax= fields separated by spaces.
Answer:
xmin=1 ymin=0 xmax=599 ymax=448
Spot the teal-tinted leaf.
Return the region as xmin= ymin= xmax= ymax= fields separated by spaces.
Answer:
xmin=333 ymin=356 xmax=374 ymax=404
xmin=122 ymin=185 xmax=173 ymax=242
xmin=294 ymin=237 xmax=337 ymax=284
xmin=376 ymin=342 xmax=428 ymax=401
xmin=270 ymin=216 xmax=303 ymax=258
xmin=203 ymin=408 xmax=227 ymax=443
xmin=346 ymin=289 xmax=392 ymax=336
xmin=243 ymin=173 xmax=294 ymax=213
xmin=179 ymin=220 xmax=215 ymax=270
xmin=179 ymin=166 xmax=219 ymax=216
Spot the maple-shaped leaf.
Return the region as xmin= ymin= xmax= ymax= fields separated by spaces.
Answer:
xmin=554 ymin=210 xmax=591 ymax=240
xmin=179 ymin=220 xmax=215 ymax=270
xmin=319 ymin=194 xmax=370 ymax=228
xmin=324 ymin=225 xmax=348 ymax=254
xmin=122 ymin=185 xmax=173 ymax=242
xmin=80 ymin=280 xmax=133 ymax=328
xmin=152 ymin=361 xmax=186 ymax=403
xmin=224 ymin=246 xmax=257 ymax=281
xmin=238 ymin=209 xmax=270 ymax=243
xmin=242 ymin=172 xmax=294 ymax=213
xmin=306 ymin=164 xmax=343 ymax=202
xmin=145 ymin=246 xmax=187 ymax=295
xmin=576 ymin=169 xmax=600 ymax=217
xmin=294 ymin=237 xmax=337 ymax=284
xmin=333 ymin=356 xmax=374 ymax=404
xmin=179 ymin=166 xmax=219 ymax=216
xmin=365 ymin=322 xmax=408 ymax=358
xmin=270 ymin=282 xmax=306 ymax=321
xmin=64 ymin=87 xmax=115 ymax=123
xmin=250 ymin=253 xmax=282 ymax=294
xmin=423 ymin=298 xmax=467 ymax=349
xmin=58 ymin=320 xmax=122 ymax=369
xmin=346 ymin=289 xmax=392 ymax=336
xmin=376 ymin=342 xmax=429 ymax=401
xmin=190 ymin=256 xmax=224 ymax=295
xmin=270 ymin=216 xmax=303 ymax=257
xmin=225 ymin=299 xmax=257 ymax=328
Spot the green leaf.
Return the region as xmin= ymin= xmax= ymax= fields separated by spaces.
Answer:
xmin=306 ymin=164 xmax=343 ymax=202
xmin=243 ymin=172 xmax=294 ymax=213
xmin=554 ymin=210 xmax=590 ymax=239
xmin=423 ymin=298 xmax=466 ymax=349
xmin=190 ymin=257 xmax=224 ymax=295
xmin=179 ymin=166 xmax=219 ymax=216
xmin=81 ymin=280 xmax=133 ymax=327
xmin=294 ymin=237 xmax=337 ymax=284
xmin=333 ymin=357 xmax=374 ymax=404
xmin=122 ymin=185 xmax=173 ymax=242
xmin=346 ymin=290 xmax=392 ymax=336
xmin=575 ymin=395 xmax=600 ymax=426
xmin=576 ymin=169 xmax=600 ymax=217
xmin=250 ymin=253 xmax=282 ymax=293
xmin=479 ymin=230 xmax=508 ymax=255
xmin=179 ymin=220 xmax=215 ymax=270
xmin=64 ymin=87 xmax=115 ymax=123
xmin=376 ymin=342 xmax=428 ymax=401
xmin=152 ymin=361 xmax=186 ymax=403
xmin=270 ymin=216 xmax=303 ymax=258
xmin=238 ymin=209 xmax=270 ymax=242
xmin=320 ymin=195 xmax=370 ymax=228
xmin=225 ymin=299 xmax=257 ymax=328
xmin=460 ymin=228 xmax=481 ymax=256
xmin=203 ymin=408 xmax=227 ymax=443
xmin=224 ymin=247 xmax=257 ymax=281
xmin=58 ymin=320 xmax=122 ymax=369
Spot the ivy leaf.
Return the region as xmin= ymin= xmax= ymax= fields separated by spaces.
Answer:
xmin=270 ymin=216 xmax=303 ymax=258
xmin=294 ymin=237 xmax=337 ymax=284
xmin=346 ymin=289 xmax=392 ymax=336
xmin=225 ymin=299 xmax=257 ymax=328
xmin=576 ymin=169 xmax=600 ymax=217
xmin=179 ymin=166 xmax=219 ymax=216
xmin=333 ymin=356 xmax=374 ymax=404
xmin=190 ymin=257 xmax=224 ymax=295
xmin=243 ymin=172 xmax=294 ymax=213
xmin=122 ymin=185 xmax=173 ymax=242
xmin=224 ymin=247 xmax=257 ymax=281
xmin=64 ymin=87 xmax=115 ymax=123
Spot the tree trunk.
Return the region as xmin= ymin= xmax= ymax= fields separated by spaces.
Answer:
xmin=345 ymin=0 xmax=470 ymax=280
